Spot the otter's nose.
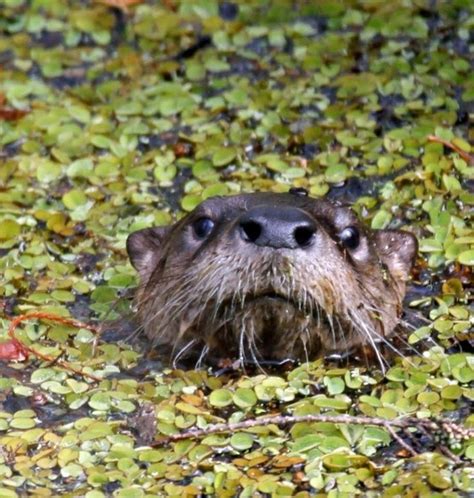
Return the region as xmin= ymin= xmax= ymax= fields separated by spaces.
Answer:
xmin=239 ymin=206 xmax=316 ymax=249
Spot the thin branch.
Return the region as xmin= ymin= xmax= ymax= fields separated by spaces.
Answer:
xmin=7 ymin=311 xmax=102 ymax=382
xmin=427 ymin=135 xmax=473 ymax=165
xmin=385 ymin=423 xmax=417 ymax=457
xmin=153 ymin=412 xmax=473 ymax=462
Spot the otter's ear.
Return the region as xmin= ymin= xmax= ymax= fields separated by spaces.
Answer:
xmin=126 ymin=226 xmax=170 ymax=275
xmin=374 ymin=230 xmax=418 ymax=281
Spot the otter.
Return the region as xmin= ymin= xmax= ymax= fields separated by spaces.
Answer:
xmin=126 ymin=189 xmax=417 ymax=367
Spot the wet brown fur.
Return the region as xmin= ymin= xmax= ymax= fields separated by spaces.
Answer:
xmin=127 ymin=192 xmax=417 ymax=367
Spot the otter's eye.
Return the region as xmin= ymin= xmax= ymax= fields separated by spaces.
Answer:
xmin=340 ymin=226 xmax=360 ymax=250
xmin=192 ymin=217 xmax=215 ymax=239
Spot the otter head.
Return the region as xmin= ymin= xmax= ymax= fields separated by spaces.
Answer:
xmin=127 ymin=190 xmax=417 ymax=366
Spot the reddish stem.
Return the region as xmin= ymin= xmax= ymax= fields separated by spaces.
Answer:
xmin=7 ymin=311 xmax=102 ymax=382
xmin=427 ymin=135 xmax=473 ymax=165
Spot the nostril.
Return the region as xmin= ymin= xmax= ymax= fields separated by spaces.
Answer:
xmin=240 ymin=220 xmax=262 ymax=243
xmin=294 ymin=225 xmax=315 ymax=247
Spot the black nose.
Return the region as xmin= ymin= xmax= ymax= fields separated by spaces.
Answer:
xmin=239 ymin=206 xmax=316 ymax=249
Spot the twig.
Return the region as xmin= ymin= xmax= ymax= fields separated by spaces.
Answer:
xmin=427 ymin=135 xmax=473 ymax=165
xmin=152 ymin=413 xmax=420 ymax=444
xmin=437 ymin=442 xmax=462 ymax=464
xmin=385 ymin=423 xmax=417 ymax=457
xmin=7 ymin=311 xmax=102 ymax=382
xmin=153 ymin=413 xmax=473 ymax=462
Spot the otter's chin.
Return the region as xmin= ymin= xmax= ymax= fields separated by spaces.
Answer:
xmin=212 ymin=296 xmax=322 ymax=361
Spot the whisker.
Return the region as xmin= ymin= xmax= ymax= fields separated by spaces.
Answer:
xmin=246 ymin=320 xmax=266 ymax=374
xmin=195 ymin=345 xmax=209 ymax=369
xmin=172 ymin=339 xmax=197 ymax=368
xmin=300 ymin=327 xmax=310 ymax=366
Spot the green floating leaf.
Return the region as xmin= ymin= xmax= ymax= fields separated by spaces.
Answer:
xmin=212 ymin=147 xmax=237 ymax=167
xmin=88 ymin=392 xmax=112 ymax=411
xmin=324 ymin=163 xmax=349 ymax=183
xmin=202 ymin=183 xmax=229 ymax=198
xmin=457 ymin=250 xmax=474 ymax=266
xmin=465 ymin=445 xmax=474 ymax=460
xmin=428 ymin=471 xmax=452 ymax=490
xmin=91 ymin=286 xmax=116 ymax=303
xmin=292 ymin=434 xmax=323 ymax=453
xmin=51 ymin=290 xmax=75 ymax=302
xmin=324 ymin=376 xmax=345 ymax=395
xmin=0 ymin=488 xmax=19 ymax=498
xmin=452 ymin=137 xmax=471 ymax=152
xmin=371 ymin=210 xmax=392 ymax=229
xmin=9 ymin=418 xmax=36 ymax=429
xmin=192 ymin=160 xmax=219 ymax=181
xmin=229 ymin=432 xmax=254 ymax=450
xmin=322 ymin=454 xmax=368 ymax=470
xmin=0 ymin=219 xmax=21 ymax=240
xmin=440 ymin=385 xmax=462 ymax=400
xmin=282 ymin=167 xmax=306 ymax=178
xmin=233 ymin=388 xmax=257 ymax=408
xmin=417 ymin=391 xmax=440 ymax=406
xmin=313 ymin=396 xmax=350 ymax=410
xmin=154 ymin=164 xmax=177 ymax=183
xmin=67 ymin=158 xmax=93 ymax=178
xmin=68 ymin=105 xmax=91 ymax=123
xmin=114 ymin=488 xmax=145 ymax=498
xmin=319 ymin=436 xmax=350 ymax=453
xmin=30 ymin=368 xmax=56 ymax=384
xmin=36 ymin=161 xmax=62 ymax=182
xmin=62 ymin=189 xmax=88 ymax=209
xmin=209 ymin=389 xmax=233 ymax=408
xmin=79 ymin=421 xmax=113 ymax=441
xmin=138 ymin=450 xmax=164 ymax=463
xmin=90 ymin=135 xmax=112 ymax=149
xmin=181 ymin=194 xmax=202 ymax=212
xmin=60 ymin=463 xmax=84 ymax=478
xmin=262 ymin=156 xmax=288 ymax=172
xmin=408 ymin=326 xmax=432 ymax=344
